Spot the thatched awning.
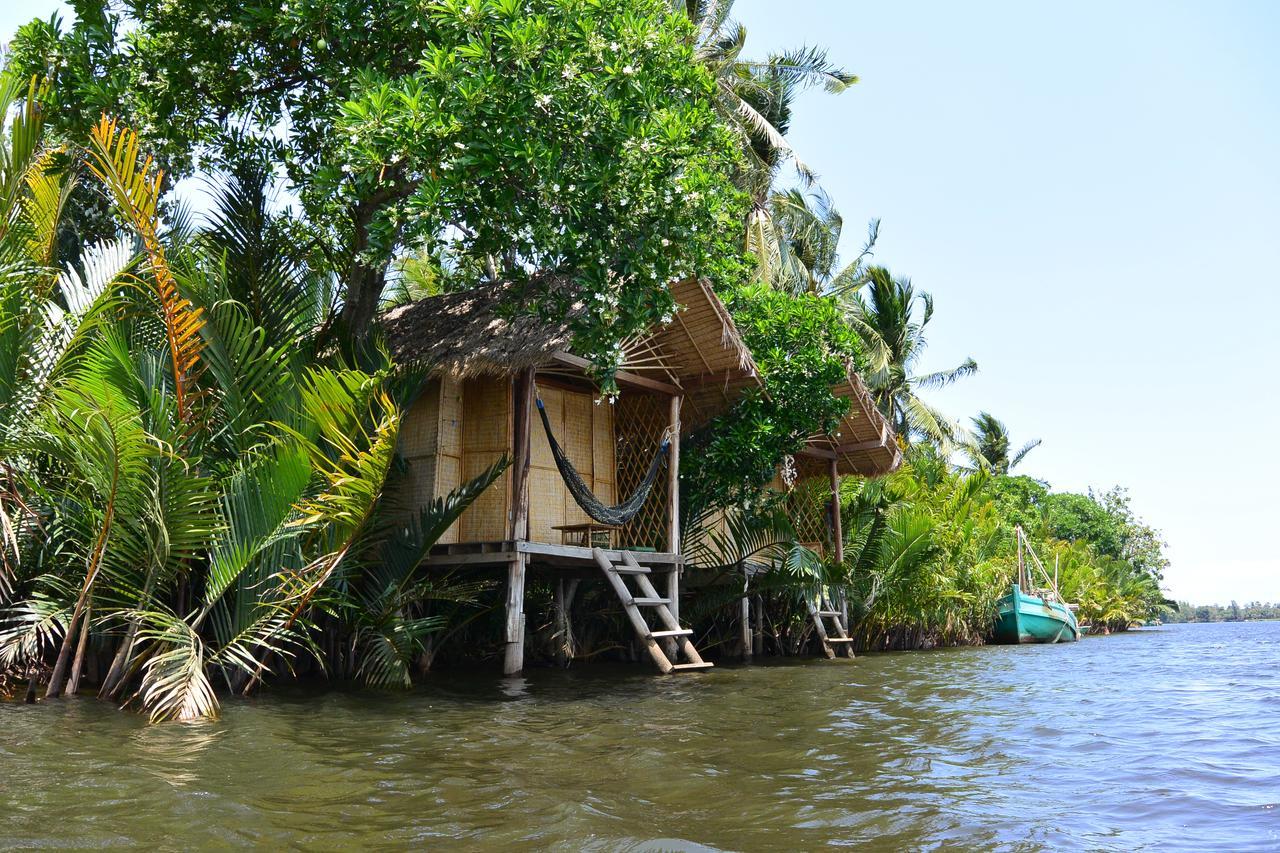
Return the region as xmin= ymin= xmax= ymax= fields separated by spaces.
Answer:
xmin=797 ymin=369 xmax=901 ymax=479
xmin=378 ymin=276 xmax=759 ymax=426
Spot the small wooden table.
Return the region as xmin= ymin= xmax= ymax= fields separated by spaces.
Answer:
xmin=553 ymin=522 xmax=622 ymax=549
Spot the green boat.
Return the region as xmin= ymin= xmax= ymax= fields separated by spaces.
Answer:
xmin=993 ymin=526 xmax=1082 ymax=644
xmin=993 ymin=583 xmax=1081 ymax=644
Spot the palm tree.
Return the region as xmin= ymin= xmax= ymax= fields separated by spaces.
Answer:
xmin=680 ymin=1 xmax=856 ymax=200
xmin=763 ymin=187 xmax=878 ymax=296
xmin=678 ymin=1 xmax=867 ymax=292
xmin=967 ymin=412 xmax=1041 ymax=475
xmin=845 ymin=266 xmax=977 ymax=449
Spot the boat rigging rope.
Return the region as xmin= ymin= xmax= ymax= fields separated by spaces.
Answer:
xmin=535 ymin=396 xmax=669 ymax=526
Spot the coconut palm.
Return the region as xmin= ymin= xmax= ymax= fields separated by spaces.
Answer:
xmin=845 ymin=266 xmax=977 ymax=449
xmin=967 ymin=411 xmax=1041 ymax=475
xmin=761 ymin=187 xmax=878 ymax=296
xmin=679 ymin=1 xmax=856 ymax=199
xmin=677 ymin=1 xmax=865 ymax=291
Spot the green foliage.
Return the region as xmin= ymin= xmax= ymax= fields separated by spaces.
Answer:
xmin=683 ymin=284 xmax=862 ymax=516
xmin=0 ymin=109 xmax=500 ymax=720
xmin=846 ymin=265 xmax=976 ymax=449
xmin=12 ymin=0 xmax=752 ymax=379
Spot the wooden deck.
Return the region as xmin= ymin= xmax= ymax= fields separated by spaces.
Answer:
xmin=426 ymin=540 xmax=683 ymax=573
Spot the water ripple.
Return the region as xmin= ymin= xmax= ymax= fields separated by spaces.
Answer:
xmin=4 ymin=622 xmax=1280 ymax=850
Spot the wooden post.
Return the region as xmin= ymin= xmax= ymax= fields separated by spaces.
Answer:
xmin=829 ymin=458 xmax=843 ymax=565
xmin=753 ymin=593 xmax=764 ymax=656
xmin=667 ymin=394 xmax=683 ymax=642
xmin=510 ymin=368 xmax=535 ymax=542
xmin=667 ymin=395 xmax=681 ymax=553
xmin=504 ymin=368 xmax=536 ymax=676
xmin=503 ymin=554 xmax=527 ymax=675
xmin=741 ymin=572 xmax=752 ymax=661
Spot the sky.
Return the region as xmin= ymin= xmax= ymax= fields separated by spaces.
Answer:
xmin=731 ymin=0 xmax=1280 ymax=605
xmin=3 ymin=2 xmax=1278 ymax=604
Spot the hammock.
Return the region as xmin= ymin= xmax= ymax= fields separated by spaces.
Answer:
xmin=536 ymin=397 xmax=668 ymax=526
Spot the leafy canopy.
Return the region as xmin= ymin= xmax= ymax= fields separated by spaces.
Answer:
xmin=684 ymin=284 xmax=861 ymax=516
xmin=11 ymin=0 xmax=752 ymax=381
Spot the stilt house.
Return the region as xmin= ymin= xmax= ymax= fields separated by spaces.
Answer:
xmin=381 ymin=277 xmax=759 ymax=675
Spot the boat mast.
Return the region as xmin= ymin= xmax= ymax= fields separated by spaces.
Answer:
xmin=1016 ymin=525 xmax=1025 ymax=590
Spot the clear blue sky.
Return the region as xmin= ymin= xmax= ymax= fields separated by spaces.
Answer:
xmin=732 ymin=0 xmax=1280 ymax=605
xmin=5 ymin=2 xmax=1278 ymax=603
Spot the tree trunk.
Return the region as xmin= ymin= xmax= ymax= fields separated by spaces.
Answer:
xmin=65 ymin=601 xmax=92 ymax=696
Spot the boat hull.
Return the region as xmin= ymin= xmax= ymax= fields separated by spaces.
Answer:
xmin=993 ymin=585 xmax=1080 ymax=644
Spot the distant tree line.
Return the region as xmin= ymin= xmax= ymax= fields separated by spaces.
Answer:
xmin=1165 ymin=601 xmax=1280 ymax=623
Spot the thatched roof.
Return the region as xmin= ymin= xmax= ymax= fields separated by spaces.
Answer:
xmin=797 ymin=369 xmax=901 ymax=479
xmin=378 ymin=276 xmax=760 ymax=426
xmin=379 ymin=278 xmax=577 ymax=378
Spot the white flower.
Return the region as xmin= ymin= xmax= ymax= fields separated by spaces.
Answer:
xmin=454 ymin=141 xmax=466 ymax=150
xmin=661 ymin=238 xmax=669 ymax=247
xmin=341 ymin=164 xmax=354 ymax=173
xmin=622 ymin=65 xmax=635 ymax=75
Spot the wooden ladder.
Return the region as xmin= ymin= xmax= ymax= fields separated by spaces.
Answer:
xmin=807 ymin=589 xmax=855 ymax=659
xmin=593 ymin=548 xmax=713 ymax=674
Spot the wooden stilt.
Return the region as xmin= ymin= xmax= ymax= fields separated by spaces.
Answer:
xmin=829 ymin=458 xmax=844 ymax=565
xmin=668 ymin=395 xmax=681 ymax=553
xmin=741 ymin=573 xmax=752 ymax=661
xmin=503 ymin=553 xmax=527 ymax=676
xmin=504 ymin=367 xmax=535 ymax=676
xmin=753 ymin=593 xmax=764 ymax=656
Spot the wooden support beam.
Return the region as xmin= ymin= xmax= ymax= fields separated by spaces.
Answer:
xmin=741 ymin=574 xmax=752 ymax=661
xmin=503 ymin=553 xmax=527 ymax=675
xmin=753 ymin=594 xmax=764 ymax=656
xmin=830 ymin=458 xmax=844 ymax=566
xmin=510 ymin=367 xmax=535 ymax=541
xmin=668 ymin=395 xmax=681 ymax=553
xmin=504 ymin=368 xmax=535 ymax=676
xmin=550 ymin=351 xmax=680 ymax=395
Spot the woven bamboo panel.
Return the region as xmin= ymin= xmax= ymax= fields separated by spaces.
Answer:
xmin=593 ymin=399 xmax=616 ymax=505
xmin=399 ymin=380 xmax=440 ymax=459
xmin=434 ymin=453 xmax=462 ymax=543
xmin=562 ymin=391 xmax=594 ymax=526
xmin=458 ymin=377 xmax=512 ymax=542
xmin=439 ymin=376 xmax=462 ymax=457
xmin=527 ymin=466 xmax=562 ymax=544
xmin=616 ymin=392 xmax=669 ymax=550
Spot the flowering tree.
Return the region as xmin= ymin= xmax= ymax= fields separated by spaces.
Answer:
xmin=10 ymin=0 xmax=749 ymax=380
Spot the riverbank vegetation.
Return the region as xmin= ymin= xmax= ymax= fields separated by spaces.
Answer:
xmin=1167 ymin=601 xmax=1280 ymax=623
xmin=1 ymin=0 xmax=1169 ymax=717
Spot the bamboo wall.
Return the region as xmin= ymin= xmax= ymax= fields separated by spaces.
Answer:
xmin=396 ymin=375 xmax=618 ymax=545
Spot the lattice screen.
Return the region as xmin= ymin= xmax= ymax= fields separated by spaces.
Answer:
xmin=615 ymin=393 xmax=669 ymax=550
xmin=787 ymin=478 xmax=834 ymax=553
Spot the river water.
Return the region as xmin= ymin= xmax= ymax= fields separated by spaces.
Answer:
xmin=3 ymin=621 xmax=1278 ymax=850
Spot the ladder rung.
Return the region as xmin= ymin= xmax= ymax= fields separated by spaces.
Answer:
xmin=648 ymin=629 xmax=692 ymax=638
xmin=825 ymin=638 xmax=854 ymax=644
xmin=817 ymin=611 xmax=842 ymax=617
xmin=671 ymin=662 xmax=714 ymax=671
xmin=611 ymin=565 xmax=650 ymax=574
xmin=632 ymin=597 xmax=670 ymax=606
